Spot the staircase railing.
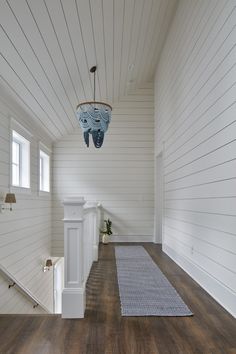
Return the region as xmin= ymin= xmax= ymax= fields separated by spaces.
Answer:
xmin=0 ymin=263 xmax=51 ymax=313
xmin=62 ymin=197 xmax=101 ymax=318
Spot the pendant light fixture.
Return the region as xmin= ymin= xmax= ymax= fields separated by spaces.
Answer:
xmin=76 ymin=66 xmax=112 ymax=148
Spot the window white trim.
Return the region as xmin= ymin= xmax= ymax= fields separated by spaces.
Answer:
xmin=9 ymin=118 xmax=32 ymax=193
xmin=10 ymin=186 xmax=32 ymax=195
xmin=39 ymin=142 xmax=51 ymax=194
xmin=11 ymin=129 xmax=30 ymax=190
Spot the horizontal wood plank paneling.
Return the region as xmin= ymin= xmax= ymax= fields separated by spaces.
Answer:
xmin=155 ymin=0 xmax=236 ymax=317
xmin=52 ymin=88 xmax=154 ymax=255
xmin=0 ymin=0 xmax=177 ymax=139
xmin=0 ymin=93 xmax=53 ymax=314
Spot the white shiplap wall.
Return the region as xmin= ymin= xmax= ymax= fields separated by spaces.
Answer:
xmin=52 ymin=85 xmax=154 ymax=256
xmin=0 ymin=0 xmax=177 ymax=140
xmin=155 ymin=0 xmax=236 ymax=317
xmin=0 ymin=89 xmax=53 ymax=314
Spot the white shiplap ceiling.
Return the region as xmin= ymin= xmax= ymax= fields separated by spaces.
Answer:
xmin=0 ymin=0 xmax=178 ymax=139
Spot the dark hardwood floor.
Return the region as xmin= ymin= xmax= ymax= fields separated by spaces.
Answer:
xmin=0 ymin=244 xmax=236 ymax=354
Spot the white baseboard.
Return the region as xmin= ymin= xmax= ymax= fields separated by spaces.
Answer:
xmin=163 ymin=244 xmax=236 ymax=318
xmin=62 ymin=286 xmax=86 ymax=318
xmin=109 ymin=235 xmax=153 ymax=243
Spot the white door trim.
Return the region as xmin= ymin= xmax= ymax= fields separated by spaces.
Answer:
xmin=154 ymin=150 xmax=164 ymax=244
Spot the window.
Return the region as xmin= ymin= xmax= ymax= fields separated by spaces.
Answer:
xmin=12 ymin=140 xmax=20 ymax=186
xmin=12 ymin=130 xmax=30 ymax=188
xmin=39 ymin=150 xmax=50 ymax=192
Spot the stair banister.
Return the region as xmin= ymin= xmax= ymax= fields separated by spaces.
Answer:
xmin=0 ymin=264 xmax=51 ymax=313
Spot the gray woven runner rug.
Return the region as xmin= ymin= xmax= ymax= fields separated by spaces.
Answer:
xmin=115 ymin=246 xmax=193 ymax=316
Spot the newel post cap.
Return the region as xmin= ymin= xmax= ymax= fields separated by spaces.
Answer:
xmin=63 ymin=197 xmax=86 ymax=206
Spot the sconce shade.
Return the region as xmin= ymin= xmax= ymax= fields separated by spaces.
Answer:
xmin=5 ymin=193 xmax=16 ymax=204
xmin=45 ymin=259 xmax=52 ymax=267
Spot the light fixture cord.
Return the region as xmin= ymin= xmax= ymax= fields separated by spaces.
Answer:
xmin=93 ymin=69 xmax=96 ymax=101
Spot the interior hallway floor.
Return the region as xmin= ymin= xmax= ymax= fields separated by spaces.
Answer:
xmin=0 ymin=243 xmax=235 ymax=354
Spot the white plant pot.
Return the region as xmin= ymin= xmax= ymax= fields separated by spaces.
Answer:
xmin=102 ymin=233 xmax=109 ymax=244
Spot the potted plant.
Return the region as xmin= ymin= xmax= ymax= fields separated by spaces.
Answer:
xmin=100 ymin=219 xmax=113 ymax=244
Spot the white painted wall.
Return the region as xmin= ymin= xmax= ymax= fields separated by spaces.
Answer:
xmin=0 ymin=89 xmax=53 ymax=313
xmin=154 ymin=0 xmax=236 ymax=317
xmin=52 ymin=86 xmax=154 ymax=256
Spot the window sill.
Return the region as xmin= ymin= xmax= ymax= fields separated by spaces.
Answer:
xmin=11 ymin=186 xmax=31 ymax=195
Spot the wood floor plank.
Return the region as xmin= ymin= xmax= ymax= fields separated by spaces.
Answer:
xmin=0 ymin=243 xmax=235 ymax=354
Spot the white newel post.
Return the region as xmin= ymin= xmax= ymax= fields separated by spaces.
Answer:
xmin=84 ymin=202 xmax=101 ymax=262
xmin=62 ymin=197 xmax=86 ymax=318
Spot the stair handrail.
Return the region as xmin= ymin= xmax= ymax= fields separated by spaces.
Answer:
xmin=0 ymin=263 xmax=51 ymax=313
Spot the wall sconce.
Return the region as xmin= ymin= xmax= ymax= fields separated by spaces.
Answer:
xmin=43 ymin=259 xmax=53 ymax=272
xmin=0 ymin=193 xmax=16 ymax=213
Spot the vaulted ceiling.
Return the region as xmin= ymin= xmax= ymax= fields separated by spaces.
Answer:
xmin=0 ymin=0 xmax=177 ymax=140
